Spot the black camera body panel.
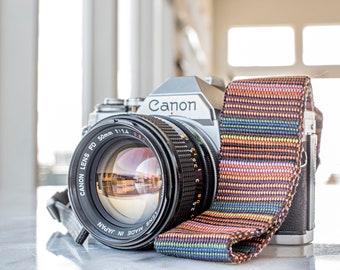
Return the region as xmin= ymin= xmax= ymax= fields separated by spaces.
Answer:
xmin=272 ymin=121 xmax=317 ymax=244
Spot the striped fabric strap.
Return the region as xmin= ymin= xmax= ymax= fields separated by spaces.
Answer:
xmin=154 ymin=76 xmax=314 ymax=264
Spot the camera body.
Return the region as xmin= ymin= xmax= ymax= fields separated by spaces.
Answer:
xmin=68 ymin=76 xmax=224 ymax=249
xmin=67 ymin=76 xmax=315 ymax=249
xmin=271 ymin=110 xmax=317 ymax=245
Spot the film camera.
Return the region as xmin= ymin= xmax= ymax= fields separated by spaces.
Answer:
xmin=48 ymin=76 xmax=317 ymax=250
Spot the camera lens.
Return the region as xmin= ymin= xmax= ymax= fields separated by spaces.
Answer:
xmin=68 ymin=114 xmax=217 ymax=250
xmin=96 ymin=141 xmax=162 ymax=225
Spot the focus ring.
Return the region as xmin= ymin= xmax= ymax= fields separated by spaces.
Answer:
xmin=137 ymin=115 xmax=201 ymax=225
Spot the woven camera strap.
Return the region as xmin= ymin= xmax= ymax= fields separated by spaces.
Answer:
xmin=154 ymin=76 xmax=315 ymax=264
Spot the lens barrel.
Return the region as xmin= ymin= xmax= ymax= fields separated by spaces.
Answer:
xmin=68 ymin=114 xmax=217 ymax=249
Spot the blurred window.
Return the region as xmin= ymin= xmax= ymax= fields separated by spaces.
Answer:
xmin=228 ymin=26 xmax=295 ymax=67
xmin=303 ymin=25 xmax=340 ymax=65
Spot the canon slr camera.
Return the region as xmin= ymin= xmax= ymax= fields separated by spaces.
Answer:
xmin=49 ymin=76 xmax=317 ymax=250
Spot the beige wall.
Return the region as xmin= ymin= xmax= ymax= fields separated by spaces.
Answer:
xmin=212 ymin=0 xmax=340 ymax=80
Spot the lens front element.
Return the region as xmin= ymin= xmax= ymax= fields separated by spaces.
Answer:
xmin=96 ymin=141 xmax=162 ymax=225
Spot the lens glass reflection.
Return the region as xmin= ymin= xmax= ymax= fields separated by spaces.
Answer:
xmin=96 ymin=141 xmax=162 ymax=225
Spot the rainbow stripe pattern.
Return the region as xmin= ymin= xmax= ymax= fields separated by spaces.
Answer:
xmin=154 ymin=76 xmax=313 ymax=264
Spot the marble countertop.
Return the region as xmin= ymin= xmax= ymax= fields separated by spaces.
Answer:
xmin=1 ymin=185 xmax=340 ymax=269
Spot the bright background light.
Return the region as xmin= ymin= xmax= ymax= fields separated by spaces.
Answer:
xmin=228 ymin=26 xmax=295 ymax=67
xmin=38 ymin=0 xmax=83 ymax=166
xmin=303 ymin=25 xmax=340 ymax=65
